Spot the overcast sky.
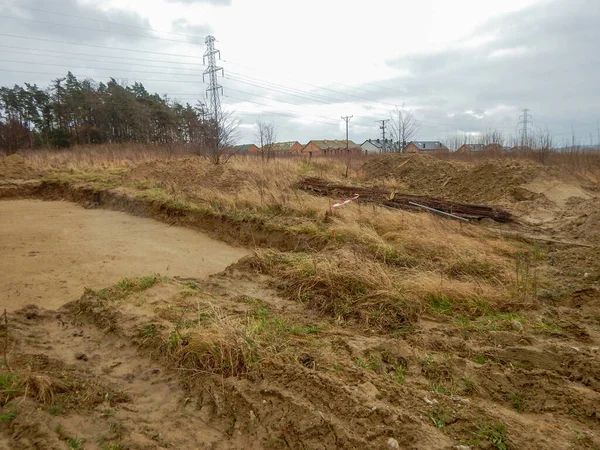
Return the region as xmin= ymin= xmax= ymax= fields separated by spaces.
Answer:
xmin=1 ymin=0 xmax=599 ymax=146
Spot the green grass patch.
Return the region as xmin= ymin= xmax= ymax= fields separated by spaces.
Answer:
xmin=89 ymin=275 xmax=164 ymax=302
xmin=473 ymin=354 xmax=487 ymax=365
xmin=49 ymin=404 xmax=64 ymax=416
xmin=473 ymin=424 xmax=510 ymax=450
xmin=0 ymin=408 xmax=17 ymax=422
xmin=455 ymin=311 xmax=524 ymax=333
xmin=421 ymin=407 xmax=450 ymax=428
xmin=428 ymin=293 xmax=453 ymax=314
xmin=354 ymin=355 xmax=383 ymax=372
xmin=511 ymin=394 xmax=524 ymax=412
xmin=532 ymin=319 xmax=563 ymax=334
xmin=429 ymin=382 xmax=451 ymax=396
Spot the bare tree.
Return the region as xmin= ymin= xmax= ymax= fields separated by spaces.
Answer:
xmin=254 ymin=120 xmax=277 ymax=162
xmin=534 ymin=127 xmax=555 ymax=164
xmin=204 ymin=110 xmax=240 ymax=165
xmin=477 ymin=129 xmax=505 ymax=153
xmin=389 ymin=106 xmax=419 ymax=152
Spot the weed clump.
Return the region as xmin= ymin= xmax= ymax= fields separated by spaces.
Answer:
xmin=247 ymin=249 xmax=421 ymax=330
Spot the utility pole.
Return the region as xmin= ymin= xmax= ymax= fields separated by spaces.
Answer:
xmin=341 ymin=115 xmax=353 ymax=153
xmin=596 ymin=120 xmax=599 ymax=148
xmin=518 ymin=108 xmax=532 ymax=148
xmin=203 ymin=35 xmax=224 ymax=123
xmin=397 ymin=109 xmax=402 ymax=153
xmin=341 ymin=115 xmax=354 ymax=178
xmin=376 ymin=119 xmax=390 ymax=153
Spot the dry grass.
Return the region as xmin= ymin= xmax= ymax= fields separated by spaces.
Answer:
xmin=20 ymin=144 xmax=183 ymax=171
xmin=155 ymin=304 xmax=257 ymax=378
xmin=14 ymin=144 xmax=541 ymax=327
xmin=436 ymin=148 xmax=600 ymax=184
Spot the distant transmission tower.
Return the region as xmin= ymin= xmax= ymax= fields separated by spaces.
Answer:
xmin=203 ymin=35 xmax=224 ymax=122
xmin=376 ymin=119 xmax=390 ymax=153
xmin=518 ymin=108 xmax=532 ymax=148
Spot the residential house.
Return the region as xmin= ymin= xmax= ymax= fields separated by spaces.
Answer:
xmin=457 ymin=143 xmax=485 ymax=153
xmin=301 ymin=139 xmax=361 ymax=155
xmin=405 ymin=141 xmax=449 ymax=153
xmin=511 ymin=145 xmax=533 ymax=153
xmin=233 ymin=144 xmax=260 ymax=153
xmin=458 ymin=143 xmax=505 ymax=153
xmin=270 ymin=141 xmax=303 ymax=154
xmin=360 ymin=138 xmax=396 ymax=153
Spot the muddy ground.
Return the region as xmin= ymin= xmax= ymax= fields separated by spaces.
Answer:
xmin=1 ymin=153 xmax=600 ymax=449
xmin=0 ymin=200 xmax=248 ymax=311
xmin=2 ymin=268 xmax=599 ymax=449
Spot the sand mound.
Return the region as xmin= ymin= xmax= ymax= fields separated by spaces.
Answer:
xmin=362 ymin=154 xmax=573 ymax=204
xmin=362 ymin=154 xmax=466 ymax=196
xmin=0 ymin=154 xmax=42 ymax=180
xmin=556 ymin=197 xmax=600 ymax=243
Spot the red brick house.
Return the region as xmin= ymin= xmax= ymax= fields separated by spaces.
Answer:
xmin=301 ymin=139 xmax=361 ymax=155
xmin=271 ymin=141 xmax=303 ymax=154
xmin=233 ymin=144 xmax=260 ymax=153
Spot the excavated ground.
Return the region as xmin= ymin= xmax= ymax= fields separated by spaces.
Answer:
xmin=1 ymin=153 xmax=600 ymax=449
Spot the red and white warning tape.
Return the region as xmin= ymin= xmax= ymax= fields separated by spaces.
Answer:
xmin=331 ymin=194 xmax=359 ymax=208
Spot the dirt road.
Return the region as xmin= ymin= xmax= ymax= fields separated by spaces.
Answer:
xmin=0 ymin=199 xmax=249 ymax=311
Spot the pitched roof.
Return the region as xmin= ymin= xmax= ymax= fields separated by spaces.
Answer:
xmin=361 ymin=139 xmax=395 ymax=150
xmin=233 ymin=144 xmax=256 ymax=152
xmin=307 ymin=139 xmax=360 ymax=150
xmin=270 ymin=141 xmax=301 ymax=152
xmin=463 ymin=143 xmax=487 ymax=152
xmin=408 ymin=141 xmax=448 ymax=151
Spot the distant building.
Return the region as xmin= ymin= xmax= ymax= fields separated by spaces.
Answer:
xmin=360 ymin=139 xmax=396 ymax=153
xmin=233 ymin=144 xmax=260 ymax=153
xmin=301 ymin=139 xmax=361 ymax=155
xmin=458 ymin=143 xmax=504 ymax=153
xmin=511 ymin=145 xmax=533 ymax=153
xmin=405 ymin=141 xmax=449 ymax=153
xmin=457 ymin=144 xmax=486 ymax=153
xmin=270 ymin=141 xmax=303 ymax=154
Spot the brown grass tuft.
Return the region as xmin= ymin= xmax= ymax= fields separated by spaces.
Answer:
xmin=248 ymin=249 xmax=422 ymax=330
xmin=24 ymin=373 xmax=54 ymax=404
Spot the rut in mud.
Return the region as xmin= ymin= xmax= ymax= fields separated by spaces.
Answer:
xmin=1 ymin=272 xmax=599 ymax=450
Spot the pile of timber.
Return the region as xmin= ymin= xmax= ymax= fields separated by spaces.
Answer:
xmin=297 ymin=177 xmax=512 ymax=223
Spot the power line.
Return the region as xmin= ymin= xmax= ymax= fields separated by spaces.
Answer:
xmin=0 ymin=45 xmax=206 ymax=67
xmin=0 ymin=59 xmax=201 ymax=77
xmin=222 ymin=95 xmax=339 ymax=127
xmin=9 ymin=4 xmax=205 ymax=39
xmin=0 ymin=14 xmax=195 ymax=44
xmin=0 ymin=68 xmax=205 ymax=84
xmin=0 ymin=33 xmax=204 ymax=59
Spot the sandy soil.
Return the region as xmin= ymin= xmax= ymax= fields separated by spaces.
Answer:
xmin=0 ymin=200 xmax=249 ymax=311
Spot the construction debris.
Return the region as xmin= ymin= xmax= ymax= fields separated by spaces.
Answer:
xmin=297 ymin=177 xmax=512 ymax=222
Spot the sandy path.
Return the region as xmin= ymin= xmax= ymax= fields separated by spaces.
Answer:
xmin=0 ymin=199 xmax=249 ymax=311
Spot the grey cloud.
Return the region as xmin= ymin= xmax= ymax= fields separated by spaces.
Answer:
xmin=2 ymin=0 xmax=152 ymax=45
xmin=0 ymin=0 xmax=204 ymax=109
xmin=171 ymin=18 xmax=212 ymax=44
xmin=372 ymin=0 xmax=600 ymax=140
xmin=166 ymin=0 xmax=231 ymax=6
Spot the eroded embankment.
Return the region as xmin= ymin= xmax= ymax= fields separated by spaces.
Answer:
xmin=0 ymin=180 xmax=329 ymax=252
xmin=0 ymin=199 xmax=250 ymax=311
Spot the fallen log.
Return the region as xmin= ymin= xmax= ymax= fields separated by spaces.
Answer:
xmin=297 ymin=177 xmax=512 ymax=223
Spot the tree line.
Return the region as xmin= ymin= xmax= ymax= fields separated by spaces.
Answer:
xmin=0 ymin=72 xmax=218 ymax=153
